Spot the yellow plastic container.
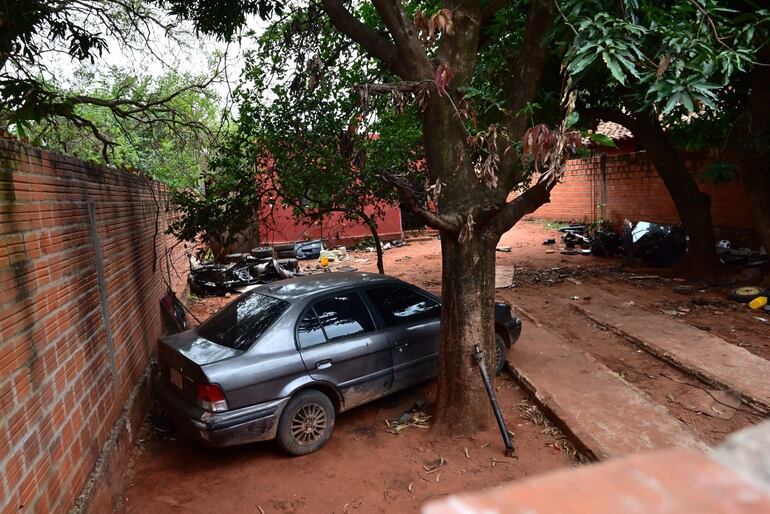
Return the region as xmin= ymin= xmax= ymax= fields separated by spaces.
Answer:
xmin=749 ymin=296 xmax=768 ymax=310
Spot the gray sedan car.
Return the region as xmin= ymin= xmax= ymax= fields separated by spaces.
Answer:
xmin=156 ymin=272 xmax=521 ymax=455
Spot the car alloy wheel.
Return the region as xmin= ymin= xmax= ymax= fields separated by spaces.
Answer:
xmin=277 ymin=390 xmax=335 ymax=456
xmin=291 ymin=403 xmax=327 ymax=445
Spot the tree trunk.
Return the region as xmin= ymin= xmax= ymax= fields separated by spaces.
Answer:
xmin=359 ymin=212 xmax=385 ymax=274
xmin=742 ymin=163 xmax=770 ymax=263
xmin=734 ymin=48 xmax=770 ymax=275
xmin=598 ymin=109 xmax=721 ymax=276
xmin=434 ymin=229 xmax=497 ymax=434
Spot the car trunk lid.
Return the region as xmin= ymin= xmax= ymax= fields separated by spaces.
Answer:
xmin=157 ymin=330 xmax=241 ymax=402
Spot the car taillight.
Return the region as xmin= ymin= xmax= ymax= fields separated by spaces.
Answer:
xmin=196 ymin=383 xmax=229 ymax=412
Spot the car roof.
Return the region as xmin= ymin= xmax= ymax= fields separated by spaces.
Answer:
xmin=263 ymin=272 xmax=399 ymax=300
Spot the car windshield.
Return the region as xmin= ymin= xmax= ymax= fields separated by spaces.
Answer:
xmin=197 ymin=293 xmax=288 ymax=351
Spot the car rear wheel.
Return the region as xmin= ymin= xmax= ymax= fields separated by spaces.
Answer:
xmin=277 ymin=390 xmax=335 ymax=456
xmin=494 ymin=332 xmax=507 ymax=375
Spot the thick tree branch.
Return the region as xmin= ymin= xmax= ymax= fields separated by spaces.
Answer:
xmin=503 ymin=0 xmax=554 ymax=139
xmin=379 ymin=172 xmax=462 ymax=232
xmin=490 ymin=179 xmax=554 ymax=235
xmin=320 ymin=0 xmax=408 ymax=77
xmin=496 ymin=0 xmax=555 ymax=193
xmin=371 ymin=0 xmax=433 ymax=79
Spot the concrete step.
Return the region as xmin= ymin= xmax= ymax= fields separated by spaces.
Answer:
xmin=507 ymin=321 xmax=706 ymax=460
xmin=572 ymin=292 xmax=770 ymax=414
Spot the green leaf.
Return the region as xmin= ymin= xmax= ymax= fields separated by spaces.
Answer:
xmin=565 ymin=111 xmax=579 ymax=129
xmin=589 ymin=133 xmax=617 ymax=147
xmin=567 ymin=52 xmax=599 ymax=75
xmin=602 ymin=52 xmax=626 ymax=84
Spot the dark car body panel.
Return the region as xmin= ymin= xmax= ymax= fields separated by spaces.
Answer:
xmin=156 ymin=272 xmax=521 ymax=447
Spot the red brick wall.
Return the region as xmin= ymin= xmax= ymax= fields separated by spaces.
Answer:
xmin=0 ymin=139 xmax=189 ymax=513
xmin=259 ymin=201 xmax=404 ymax=246
xmin=533 ymin=151 xmax=753 ymax=229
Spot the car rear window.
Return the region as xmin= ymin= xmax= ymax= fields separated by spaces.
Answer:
xmin=197 ymin=293 xmax=288 ymax=351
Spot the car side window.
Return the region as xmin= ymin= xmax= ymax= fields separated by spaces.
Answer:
xmin=298 ymin=309 xmax=326 ymax=348
xmin=312 ymin=292 xmax=374 ymax=342
xmin=366 ymin=286 xmax=440 ymax=327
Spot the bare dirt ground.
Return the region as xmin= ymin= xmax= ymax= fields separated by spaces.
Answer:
xmin=124 ymin=219 xmax=769 ymax=513
xmin=124 ymin=382 xmax=571 ymax=513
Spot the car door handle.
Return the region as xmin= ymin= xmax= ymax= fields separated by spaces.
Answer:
xmin=394 ymin=341 xmax=409 ymax=352
xmin=315 ymin=359 xmax=332 ymax=370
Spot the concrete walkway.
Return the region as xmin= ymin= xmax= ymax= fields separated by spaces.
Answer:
xmin=573 ymin=293 xmax=770 ymax=414
xmin=507 ymin=321 xmax=706 ymax=460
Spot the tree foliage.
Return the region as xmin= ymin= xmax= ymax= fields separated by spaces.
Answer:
xmin=560 ymin=0 xmax=770 ymax=119
xmin=18 ymin=66 xmax=222 ymax=188
xmin=1 ymin=0 xmax=223 ymax=163
xmin=169 ymin=6 xmax=427 ymax=269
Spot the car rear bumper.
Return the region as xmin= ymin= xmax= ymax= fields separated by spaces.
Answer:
xmin=154 ymin=375 xmax=289 ymax=447
xmin=503 ymin=317 xmax=522 ymax=345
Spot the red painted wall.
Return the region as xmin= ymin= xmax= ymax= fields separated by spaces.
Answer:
xmin=532 ymin=150 xmax=753 ymax=229
xmin=259 ymin=202 xmax=404 ymax=246
xmin=0 ymin=139 xmax=188 ymax=512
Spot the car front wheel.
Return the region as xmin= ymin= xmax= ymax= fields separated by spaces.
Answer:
xmin=276 ymin=390 xmax=335 ymax=456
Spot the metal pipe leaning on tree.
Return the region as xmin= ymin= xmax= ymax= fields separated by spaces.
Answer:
xmin=473 ymin=344 xmax=516 ymax=457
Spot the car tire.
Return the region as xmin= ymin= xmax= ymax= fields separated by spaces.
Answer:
xmin=276 ymin=390 xmax=335 ymax=456
xmin=728 ymin=286 xmax=766 ymax=303
xmin=276 ymin=258 xmax=299 ymax=271
xmin=251 ymin=246 xmax=274 ymax=259
xmin=494 ymin=332 xmax=507 ymax=375
xmin=276 ymin=249 xmax=297 ymax=259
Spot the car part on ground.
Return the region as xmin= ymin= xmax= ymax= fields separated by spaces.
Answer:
xmin=160 ymin=290 xmax=188 ymax=333
xmin=623 ymin=221 xmax=687 ymax=267
xmin=189 ymin=257 xmax=299 ymax=296
xmin=294 ymin=239 xmax=323 ymax=260
xmin=473 ymin=344 xmax=515 ymax=457
xmin=556 ymin=225 xmax=623 ymax=257
xmin=728 ymin=286 xmax=768 ymax=303
xmin=250 ymin=246 xmax=275 ymax=259
xmin=716 ymin=240 xmax=767 ymax=267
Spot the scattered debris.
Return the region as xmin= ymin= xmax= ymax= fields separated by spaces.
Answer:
xmin=542 ymin=238 xmax=556 ymax=246
xmin=496 ymin=246 xmax=512 ymax=252
xmin=294 ymin=239 xmax=322 ymax=260
xmin=387 ymin=398 xmax=432 ymax=434
xmin=624 ymin=221 xmax=687 ymax=267
xmin=672 ymin=285 xmax=694 ymax=295
xmin=497 ymin=266 xmax=592 ymax=288
xmin=517 ymin=400 xmax=587 ymax=464
xmin=717 ymin=240 xmax=768 ymax=267
xmin=728 ymin=286 xmax=768 ymax=304
xmin=749 ymin=296 xmax=768 ymax=310
xmin=422 ymin=455 xmax=445 ymax=473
